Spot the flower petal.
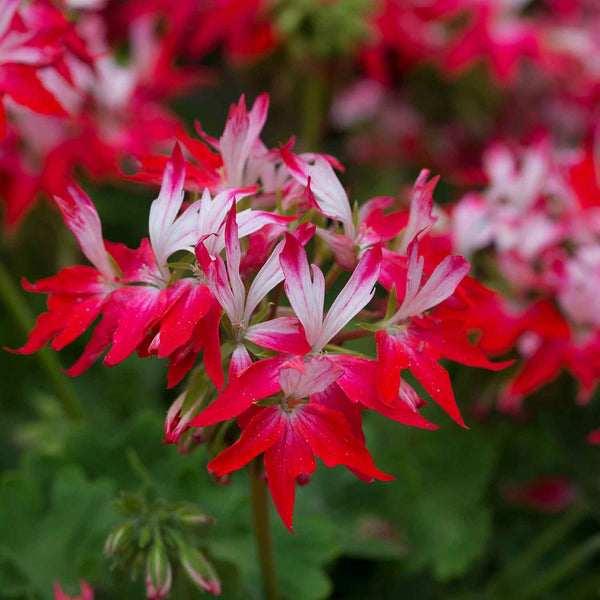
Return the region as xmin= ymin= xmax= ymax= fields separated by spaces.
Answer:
xmin=281 ymin=147 xmax=354 ymax=237
xmin=190 ymin=356 xmax=287 ymax=427
xmin=280 ymin=233 xmax=324 ymax=347
xmin=103 ymin=287 xmax=167 ymax=366
xmin=314 ymin=245 xmax=382 ymax=351
xmin=405 ymin=347 xmax=467 ymax=428
xmin=53 ymin=186 xmax=116 ymax=281
xmin=279 ymin=355 xmax=343 ymax=400
xmin=398 ymin=169 xmax=438 ymax=252
xmin=157 ymin=281 xmax=212 ymax=358
xmin=393 ymin=241 xmax=470 ymax=321
xmin=208 ymin=406 xmax=284 ymax=476
xmin=296 ymin=403 xmax=393 ymax=481
xmin=264 ymin=416 xmax=316 ymax=533
xmin=375 ymin=330 xmax=408 ymax=404
xmin=246 ymin=318 xmax=310 ymax=355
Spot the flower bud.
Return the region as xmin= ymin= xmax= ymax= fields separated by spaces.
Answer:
xmin=178 ymin=542 xmax=221 ymax=595
xmin=176 ymin=428 xmax=207 ymax=455
xmin=173 ymin=502 xmax=213 ymax=527
xmin=164 ymin=392 xmax=204 ymax=445
xmin=296 ymin=473 xmax=312 ymax=486
xmin=104 ymin=522 xmax=134 ymax=555
xmin=212 ymin=472 xmax=232 ymax=486
xmin=138 ymin=524 xmax=153 ymax=549
xmin=114 ymin=491 xmax=143 ymax=515
xmin=145 ymin=541 xmax=172 ymax=600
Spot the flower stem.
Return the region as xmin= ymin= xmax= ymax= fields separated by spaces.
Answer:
xmin=486 ymin=507 xmax=586 ymax=596
xmin=249 ymin=459 xmax=278 ymax=600
xmin=330 ymin=328 xmax=372 ymax=345
xmin=301 ymin=68 xmax=326 ymax=152
xmin=324 ymin=262 xmax=342 ymax=290
xmin=517 ymin=533 xmax=600 ymax=599
xmin=268 ymin=282 xmax=284 ymax=321
xmin=0 ymin=259 xmax=82 ymax=421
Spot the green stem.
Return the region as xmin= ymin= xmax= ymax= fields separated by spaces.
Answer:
xmin=301 ymin=69 xmax=326 ymax=152
xmin=517 ymin=533 xmax=600 ymax=599
xmin=560 ymin=570 xmax=600 ymax=600
xmin=0 ymin=260 xmax=82 ymax=421
xmin=126 ymin=448 xmax=154 ymax=488
xmin=330 ymin=328 xmax=371 ymax=345
xmin=249 ymin=460 xmax=278 ymax=600
xmin=323 ymin=262 xmax=342 ymax=290
xmin=486 ymin=508 xmax=586 ymax=596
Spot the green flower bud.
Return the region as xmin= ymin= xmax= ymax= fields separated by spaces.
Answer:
xmin=178 ymin=541 xmax=221 ymax=595
xmin=104 ymin=522 xmax=135 ymax=555
xmin=173 ymin=502 xmax=213 ymax=527
xmin=145 ymin=540 xmax=172 ymax=600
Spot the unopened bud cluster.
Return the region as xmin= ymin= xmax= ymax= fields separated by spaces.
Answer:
xmin=105 ymin=492 xmax=220 ymax=598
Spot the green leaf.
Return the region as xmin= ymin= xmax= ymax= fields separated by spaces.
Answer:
xmin=0 ymin=467 xmax=116 ymax=599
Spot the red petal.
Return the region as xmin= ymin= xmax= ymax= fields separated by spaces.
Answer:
xmin=192 ymin=301 xmax=223 ymax=390
xmin=50 ymin=296 xmax=104 ymax=351
xmin=296 ymin=403 xmax=393 ymax=481
xmin=10 ymin=296 xmax=72 ymax=355
xmin=406 ymin=349 xmax=467 ymax=428
xmin=0 ymin=100 xmax=5 ymax=143
xmin=105 ymin=239 xmax=161 ymax=284
xmin=331 ymin=355 xmax=380 ymax=407
xmin=22 ymin=266 xmax=108 ymax=295
xmin=411 ymin=318 xmax=514 ymax=370
xmin=65 ymin=309 xmax=120 ymax=376
xmin=0 ymin=65 xmax=67 ymax=116
xmin=157 ymin=282 xmax=212 ymax=358
xmin=245 ymin=317 xmax=311 ymax=355
xmin=375 ymin=330 xmax=407 ymax=403
xmin=190 ymin=356 xmax=287 ymax=427
xmin=312 ymin=384 xmax=375 ymax=482
xmin=208 ymin=407 xmax=284 ymax=475
xmin=508 ymin=341 xmax=564 ymax=399
xmin=366 ymin=391 xmax=438 ymax=430
xmin=166 ymin=344 xmax=197 ymax=389
xmin=312 ymin=384 xmax=364 ymax=442
xmin=264 ymin=417 xmax=316 ymax=533
xmin=331 ymin=354 xmax=436 ymax=429
xmin=103 ymin=287 xmax=167 ymax=366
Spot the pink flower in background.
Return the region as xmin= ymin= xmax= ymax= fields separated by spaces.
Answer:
xmin=449 ymin=138 xmax=600 ymax=411
xmin=0 ymin=0 xmax=69 ymax=139
xmin=54 ymin=581 xmax=93 ymax=600
xmin=503 ymin=477 xmax=579 ymax=513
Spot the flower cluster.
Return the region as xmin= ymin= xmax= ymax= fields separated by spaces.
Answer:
xmin=15 ymin=94 xmax=508 ymax=533
xmin=4 ymin=1 xmax=597 ymax=230
xmin=450 ymin=138 xmax=600 ymax=411
xmin=332 ymin=0 xmax=600 ymax=175
xmin=0 ymin=0 xmax=223 ymax=229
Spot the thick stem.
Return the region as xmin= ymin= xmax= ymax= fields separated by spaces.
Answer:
xmin=0 ymin=259 xmax=82 ymax=421
xmin=323 ymin=262 xmax=342 ymax=290
xmin=249 ymin=460 xmax=278 ymax=600
xmin=301 ymin=69 xmax=326 ymax=152
xmin=330 ymin=328 xmax=372 ymax=345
